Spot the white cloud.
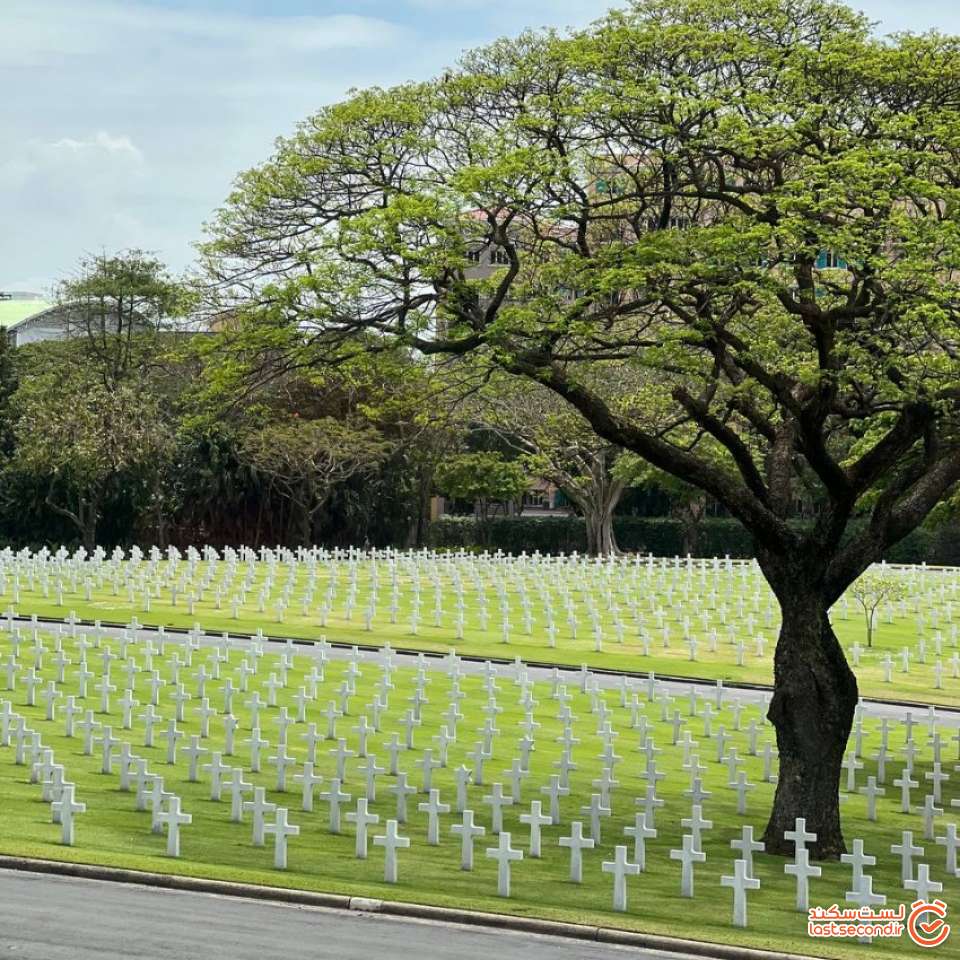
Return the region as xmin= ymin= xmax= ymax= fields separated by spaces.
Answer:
xmin=48 ymin=132 xmax=144 ymax=163
xmin=405 ymin=0 xmax=599 ymax=12
xmin=0 ymin=129 xmax=149 ymax=287
xmin=0 ymin=2 xmax=409 ymax=66
xmin=0 ymin=1 xmax=422 ymax=290
xmin=0 ymin=131 xmax=144 ymax=193
xmin=403 ymin=0 xmax=607 ymax=33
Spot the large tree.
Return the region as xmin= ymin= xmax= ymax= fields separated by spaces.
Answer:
xmin=201 ymin=0 xmax=960 ymax=858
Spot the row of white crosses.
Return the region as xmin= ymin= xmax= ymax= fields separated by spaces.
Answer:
xmin=3 ymin=546 xmax=959 ymax=688
xmin=0 ymin=689 xmax=194 ymax=858
xmin=0 ymin=699 xmax=86 ymax=845
xmin=0 ymin=547 xmax=784 ymax=654
xmin=786 ymin=817 xmax=953 ymax=943
xmin=1 ymin=616 xmax=957 ymax=922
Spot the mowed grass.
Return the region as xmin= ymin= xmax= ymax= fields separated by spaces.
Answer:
xmin=3 ymin=557 xmax=959 ymax=707
xmin=0 ymin=627 xmax=957 ymax=959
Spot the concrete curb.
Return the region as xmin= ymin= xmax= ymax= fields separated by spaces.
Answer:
xmin=8 ymin=613 xmax=959 ymax=715
xmin=0 ymin=854 xmax=817 ymax=960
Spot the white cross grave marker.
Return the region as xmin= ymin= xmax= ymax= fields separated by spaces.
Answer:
xmin=373 ymin=819 xmax=410 ymax=884
xmin=721 ymin=858 xmax=761 ymax=928
xmin=451 ymin=809 xmax=486 ymax=870
xmin=559 ymin=820 xmax=595 ymax=883
xmin=602 ymin=845 xmax=640 ymax=912
xmin=486 ymin=831 xmax=523 ymax=898
xmin=263 ymin=807 xmax=299 ymax=870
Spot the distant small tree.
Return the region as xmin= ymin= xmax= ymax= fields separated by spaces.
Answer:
xmin=436 ymin=451 xmax=529 ymax=528
xmin=849 ymin=569 xmax=908 ymax=648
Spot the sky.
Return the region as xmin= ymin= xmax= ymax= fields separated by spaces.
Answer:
xmin=3 ymin=0 xmax=959 ymax=294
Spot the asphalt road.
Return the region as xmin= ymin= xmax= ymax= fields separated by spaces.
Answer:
xmin=0 ymin=870 xmax=684 ymax=960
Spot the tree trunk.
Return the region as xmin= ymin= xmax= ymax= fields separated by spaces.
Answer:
xmin=576 ymin=469 xmax=625 ymax=557
xmin=154 ymin=502 xmax=168 ymax=550
xmin=584 ymin=504 xmax=618 ymax=556
xmin=407 ymin=467 xmax=433 ymax=548
xmin=674 ymin=495 xmax=707 ymax=556
xmin=81 ymin=505 xmax=97 ymax=554
xmin=294 ymin=480 xmax=320 ymax=547
xmin=477 ymin=500 xmax=491 ymax=548
xmin=297 ymin=504 xmax=312 ymax=547
xmin=254 ymin=487 xmax=266 ymax=545
xmin=45 ymin=484 xmax=98 ymax=551
xmin=762 ymin=578 xmax=858 ymax=860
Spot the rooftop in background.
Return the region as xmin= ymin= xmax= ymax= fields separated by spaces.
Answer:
xmin=0 ymin=295 xmax=51 ymax=329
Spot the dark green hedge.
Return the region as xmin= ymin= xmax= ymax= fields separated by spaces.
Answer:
xmin=426 ymin=515 xmax=586 ymax=554
xmin=885 ymin=524 xmax=960 ymax=566
xmin=426 ymin=514 xmax=960 ymax=563
xmin=426 ymin=516 xmax=754 ymax=556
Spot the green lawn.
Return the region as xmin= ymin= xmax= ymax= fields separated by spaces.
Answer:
xmin=0 ymin=626 xmax=956 ymax=959
xmin=3 ymin=556 xmax=959 ymax=707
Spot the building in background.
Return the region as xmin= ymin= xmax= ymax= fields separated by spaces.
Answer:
xmin=0 ymin=290 xmax=196 ymax=347
xmin=0 ymin=292 xmax=57 ymax=346
xmin=0 ymin=292 xmax=97 ymax=347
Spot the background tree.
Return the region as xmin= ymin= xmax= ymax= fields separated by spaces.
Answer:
xmin=239 ymin=416 xmax=392 ymax=545
xmin=435 ymin=451 xmax=529 ymax=530
xmin=194 ymin=325 xmax=458 ymax=548
xmin=474 ymin=372 xmax=640 ymax=554
xmin=201 ymin=0 xmax=960 ymax=857
xmin=57 ymin=250 xmax=184 ymax=386
xmin=12 ymin=355 xmax=174 ymax=551
xmin=632 ymin=466 xmax=711 ymax=558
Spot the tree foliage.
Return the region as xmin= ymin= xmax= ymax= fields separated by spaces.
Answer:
xmin=849 ymin=568 xmax=908 ymax=648
xmin=469 ymin=370 xmax=642 ymax=553
xmin=12 ymin=354 xmax=174 ymax=549
xmin=435 ymin=451 xmax=529 ymax=524
xmin=200 ymin=0 xmax=960 ymax=856
xmin=202 ymin=0 xmax=960 ymax=592
xmin=57 ymin=250 xmax=184 ymax=386
xmin=239 ymin=416 xmax=392 ymax=542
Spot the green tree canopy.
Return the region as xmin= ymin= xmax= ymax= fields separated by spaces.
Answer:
xmin=435 ymin=451 xmax=529 ymax=525
xmin=12 ymin=351 xmax=175 ymax=550
xmin=201 ymin=0 xmax=960 ymax=857
xmin=192 ymin=333 xmax=465 ymax=548
xmin=58 ymin=250 xmax=185 ymax=386
xmin=239 ymin=415 xmax=393 ymax=544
